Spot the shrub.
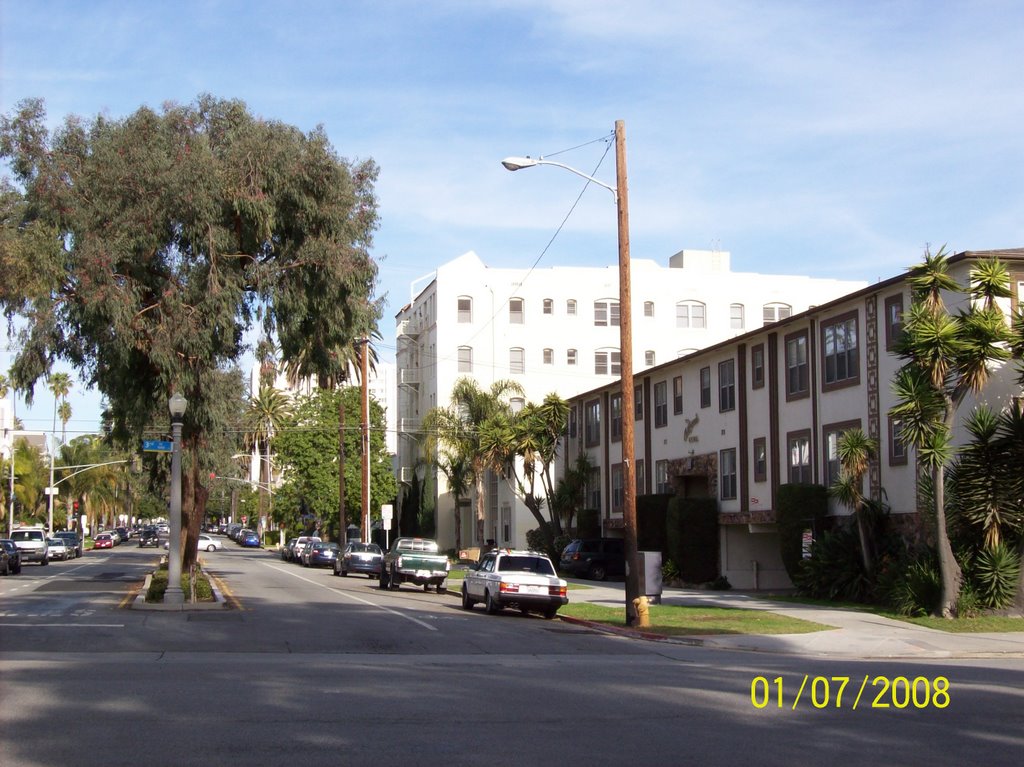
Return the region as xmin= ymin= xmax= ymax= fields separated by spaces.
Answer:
xmin=794 ymin=525 xmax=872 ymax=603
xmin=776 ymin=483 xmax=828 ymax=582
xmin=666 ymin=497 xmax=718 ymax=583
xmin=883 ymin=552 xmax=940 ymax=616
xmin=971 ymin=543 xmax=1021 ymax=609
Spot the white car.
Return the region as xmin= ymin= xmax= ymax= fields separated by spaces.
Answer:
xmin=165 ymin=534 xmax=223 ymax=552
xmin=46 ymin=538 xmax=71 ymax=561
xmin=461 ymin=549 xmax=568 ymax=619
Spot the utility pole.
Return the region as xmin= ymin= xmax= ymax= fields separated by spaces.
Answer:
xmin=360 ymin=338 xmax=371 ymax=544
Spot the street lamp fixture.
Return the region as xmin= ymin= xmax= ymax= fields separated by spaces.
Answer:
xmin=502 ymin=121 xmax=642 ymax=626
xmin=166 ymin=391 xmax=188 ymax=605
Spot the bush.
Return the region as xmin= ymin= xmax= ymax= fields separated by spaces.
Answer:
xmin=793 ymin=525 xmax=872 ymax=602
xmin=666 ymin=497 xmax=718 ymax=583
xmin=970 ymin=543 xmax=1021 ymax=609
xmin=776 ymin=483 xmax=828 ymax=582
xmin=882 ymin=552 xmax=940 ymax=616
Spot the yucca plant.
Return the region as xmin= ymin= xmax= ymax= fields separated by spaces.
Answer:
xmin=972 ymin=543 xmax=1021 ymax=609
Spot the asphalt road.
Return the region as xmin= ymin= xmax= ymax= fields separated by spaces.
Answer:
xmin=2 ymin=540 xmax=1023 ymax=766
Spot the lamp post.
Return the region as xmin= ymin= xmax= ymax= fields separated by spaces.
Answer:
xmin=2 ymin=430 xmax=13 ymax=536
xmin=166 ymin=391 xmax=188 ymax=605
xmin=503 ymin=120 xmax=641 ymax=625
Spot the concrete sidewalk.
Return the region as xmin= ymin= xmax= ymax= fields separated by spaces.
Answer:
xmin=563 ymin=580 xmax=1024 ymax=659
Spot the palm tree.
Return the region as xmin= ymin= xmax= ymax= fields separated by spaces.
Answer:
xmin=829 ymin=428 xmax=878 ymax=573
xmin=244 ymin=385 xmax=292 ymax=529
xmin=58 ymin=401 xmax=72 ymax=444
xmin=423 ymin=377 xmax=523 ymax=547
xmin=890 ymin=248 xmax=1014 ymax=617
xmin=48 ymin=372 xmax=72 ymax=442
xmin=436 ymin=451 xmax=472 ymax=554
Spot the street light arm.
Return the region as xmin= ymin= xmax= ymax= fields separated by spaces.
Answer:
xmin=500 ymin=156 xmax=617 ymax=201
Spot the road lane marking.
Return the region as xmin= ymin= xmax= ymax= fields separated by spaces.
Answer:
xmin=262 ymin=563 xmax=438 ymax=631
xmin=0 ymin=622 xmax=125 ymax=627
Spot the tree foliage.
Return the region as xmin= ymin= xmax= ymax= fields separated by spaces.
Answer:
xmin=0 ymin=96 xmax=380 ymax=562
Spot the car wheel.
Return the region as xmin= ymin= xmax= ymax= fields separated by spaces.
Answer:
xmin=543 ymin=607 xmax=559 ymax=620
xmin=437 ymin=582 xmax=446 ymax=594
xmin=485 ymin=590 xmax=501 ymax=615
xmin=379 ymin=568 xmax=389 ymax=590
xmin=207 ymin=545 xmax=216 ymax=552
xmin=423 ymin=583 xmax=430 ymax=592
xmin=40 ymin=557 xmax=48 ymax=566
xmin=340 ymin=569 xmax=348 ymax=577
xmin=389 ymin=566 xmax=401 ymax=590
xmin=588 ymin=563 xmax=607 ymax=581
xmin=461 ymin=586 xmax=475 ymax=610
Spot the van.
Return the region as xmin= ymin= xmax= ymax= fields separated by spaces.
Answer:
xmin=559 ymin=538 xmax=625 ymax=581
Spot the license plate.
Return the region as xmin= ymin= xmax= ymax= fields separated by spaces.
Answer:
xmin=520 ymin=585 xmax=544 ymax=595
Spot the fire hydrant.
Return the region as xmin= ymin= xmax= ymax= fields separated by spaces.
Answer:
xmin=633 ymin=596 xmax=650 ymax=628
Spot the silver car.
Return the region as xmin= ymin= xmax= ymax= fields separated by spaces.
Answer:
xmin=461 ymin=549 xmax=568 ymax=619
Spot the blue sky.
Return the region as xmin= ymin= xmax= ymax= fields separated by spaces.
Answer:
xmin=3 ymin=0 xmax=1023 ymax=436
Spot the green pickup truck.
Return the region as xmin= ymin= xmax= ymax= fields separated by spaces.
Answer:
xmin=380 ymin=537 xmax=450 ymax=593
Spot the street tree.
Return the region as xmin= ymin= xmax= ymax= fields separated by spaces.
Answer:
xmin=828 ymin=428 xmax=878 ymax=574
xmin=244 ymin=384 xmax=292 ymax=527
xmin=890 ymin=247 xmax=1014 ymax=617
xmin=423 ymin=377 xmax=523 ymax=547
xmin=0 ymin=96 xmax=380 ymax=565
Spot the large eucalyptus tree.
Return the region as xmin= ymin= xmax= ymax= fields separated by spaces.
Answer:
xmin=0 ymin=96 xmax=380 ymax=563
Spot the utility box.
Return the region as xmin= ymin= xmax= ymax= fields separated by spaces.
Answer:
xmin=637 ymin=551 xmax=663 ymax=603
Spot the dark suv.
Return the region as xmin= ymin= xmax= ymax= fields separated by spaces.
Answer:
xmin=138 ymin=526 xmax=160 ymax=548
xmin=559 ymin=538 xmax=626 ymax=581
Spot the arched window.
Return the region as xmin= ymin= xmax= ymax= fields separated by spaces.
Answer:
xmin=457 ymin=296 xmax=473 ymax=323
xmin=676 ymin=301 xmax=706 ymax=329
xmin=763 ymin=302 xmax=792 ymax=324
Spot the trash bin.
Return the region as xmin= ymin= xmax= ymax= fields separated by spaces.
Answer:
xmin=637 ymin=551 xmax=663 ymax=604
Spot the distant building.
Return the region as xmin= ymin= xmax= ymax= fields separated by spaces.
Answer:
xmin=395 ymin=249 xmax=868 ymax=551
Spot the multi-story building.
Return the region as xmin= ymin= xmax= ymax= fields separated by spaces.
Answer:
xmin=395 ymin=248 xmax=867 ymax=551
xmin=560 ymin=248 xmax=1024 ymax=589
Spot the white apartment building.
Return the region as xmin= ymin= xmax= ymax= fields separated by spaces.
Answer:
xmin=395 ymin=249 xmax=867 ymax=552
xmin=561 ymin=248 xmax=1024 ymax=589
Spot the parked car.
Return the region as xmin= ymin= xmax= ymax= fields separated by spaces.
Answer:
xmin=11 ymin=528 xmax=49 ymax=565
xmin=281 ymin=538 xmax=298 ymax=561
xmin=138 ymin=526 xmax=160 ymax=548
xmin=291 ymin=536 xmax=320 ymax=563
xmin=304 ymin=541 xmax=339 ymax=567
xmin=380 ymin=537 xmax=449 ymax=592
xmin=334 ymin=542 xmax=383 ymax=578
xmin=462 ymin=549 xmax=568 ymax=619
xmin=93 ymin=532 xmax=115 ymax=549
xmin=559 ymin=538 xmax=626 ymax=581
xmin=0 ymin=539 xmax=22 ymax=574
xmin=239 ymin=530 xmax=261 ymax=548
xmin=46 ymin=538 xmax=71 ymax=561
xmin=0 ymin=541 xmax=12 ymax=575
xmin=53 ymin=531 xmax=83 ymax=558
xmin=196 ymin=534 xmax=223 ymax=552
xmin=115 ymin=526 xmax=130 ymax=543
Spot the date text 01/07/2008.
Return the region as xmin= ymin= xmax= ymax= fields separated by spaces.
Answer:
xmin=750 ymin=675 xmax=950 ymax=710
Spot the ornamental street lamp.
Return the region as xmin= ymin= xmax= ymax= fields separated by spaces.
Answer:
xmin=503 ymin=120 xmax=642 ymax=625
xmin=166 ymin=391 xmax=188 ymax=605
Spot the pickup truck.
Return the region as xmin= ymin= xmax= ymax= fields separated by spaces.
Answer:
xmin=11 ymin=528 xmax=49 ymax=565
xmin=380 ymin=537 xmax=450 ymax=593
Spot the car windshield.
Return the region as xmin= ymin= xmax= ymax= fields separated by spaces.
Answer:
xmin=497 ymin=556 xmax=555 ymax=575
xmin=12 ymin=530 xmax=43 ymax=542
xmin=350 ymin=543 xmax=379 ymax=553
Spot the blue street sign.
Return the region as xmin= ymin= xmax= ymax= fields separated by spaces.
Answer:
xmin=142 ymin=440 xmax=173 ymax=452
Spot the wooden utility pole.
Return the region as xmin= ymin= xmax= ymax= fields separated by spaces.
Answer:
xmin=360 ymin=338 xmax=371 ymax=543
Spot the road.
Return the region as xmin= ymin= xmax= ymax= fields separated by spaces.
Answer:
xmin=2 ymin=540 xmax=1023 ymax=766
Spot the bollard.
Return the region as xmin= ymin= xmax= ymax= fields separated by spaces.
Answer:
xmin=633 ymin=595 xmax=650 ymax=628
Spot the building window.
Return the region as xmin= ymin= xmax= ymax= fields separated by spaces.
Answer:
xmin=785 ymin=331 xmax=809 ymax=400
xmin=753 ymin=437 xmax=767 ymax=482
xmin=568 ymin=408 xmax=578 ymax=439
xmin=611 ymin=464 xmax=624 ymax=512
xmin=718 ymin=359 xmax=735 ymax=412
xmin=509 ymin=298 xmax=525 ymax=324
xmin=566 ymin=299 xmax=577 ymax=316
xmin=501 ymin=504 xmax=511 ymax=543
xmin=594 ymin=300 xmax=620 ymax=327
xmin=644 ymin=301 xmax=655 ymax=317
xmin=645 ymin=350 xmax=656 ymax=366
xmin=636 ymin=459 xmax=646 ymax=494
xmin=699 ymin=366 xmax=711 ymax=408
xmin=587 ymin=467 xmax=601 ymax=510
xmin=676 ymin=300 xmax=706 ymax=329
xmin=751 ymin=344 xmax=765 ymax=389
xmin=673 ymin=375 xmax=684 ymax=414
xmin=654 ymin=381 xmax=668 ymax=428
xmin=567 ymin=348 xmax=577 ymax=366
xmin=543 ymin=348 xmax=553 ymax=365
xmin=730 ymin=303 xmax=744 ymax=329
xmin=457 ymin=296 xmax=473 ymax=323
xmin=655 ymin=459 xmax=670 ymax=494
xmin=543 ymin=298 xmax=553 ymax=315
xmin=787 ymin=431 xmax=812 ymax=484
xmin=889 ymin=416 xmax=908 ymax=466
xmin=457 ymin=346 xmax=473 ymax=373
xmin=822 ymin=311 xmax=859 ymax=389
xmin=884 ymin=294 xmax=904 ymax=352
xmin=764 ymin=303 xmax=792 ymax=324
xmin=824 ymin=421 xmax=860 ymax=487
xmin=585 ymin=399 xmax=601 ymax=447
xmin=510 ymin=397 xmax=525 ymax=414
xmin=510 ymin=347 xmax=525 ymax=374
xmin=634 ymin=384 xmax=643 ymax=420
xmin=610 ymin=393 xmax=622 ymax=442
xmin=595 ymin=350 xmax=621 ymax=376
xmin=720 ymin=448 xmax=737 ymax=500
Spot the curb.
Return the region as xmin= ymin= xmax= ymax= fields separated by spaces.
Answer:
xmin=129 ymin=559 xmax=230 ymax=612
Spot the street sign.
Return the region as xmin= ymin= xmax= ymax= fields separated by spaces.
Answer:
xmin=43 ymin=486 xmax=59 ymax=495
xmin=142 ymin=440 xmax=173 ymax=452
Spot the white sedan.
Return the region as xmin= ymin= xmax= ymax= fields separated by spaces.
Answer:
xmin=165 ymin=534 xmax=223 ymax=552
xmin=461 ymin=549 xmax=568 ymax=619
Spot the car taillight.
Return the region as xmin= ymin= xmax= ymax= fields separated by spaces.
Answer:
xmin=396 ymin=555 xmax=403 ymax=568
xmin=572 ymin=552 xmax=581 ymax=561
xmin=549 ymin=585 xmax=567 ymax=597
xmin=499 ymin=581 xmax=519 ymax=594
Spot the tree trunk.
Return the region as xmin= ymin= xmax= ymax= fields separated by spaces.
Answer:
xmin=933 ymin=464 xmax=963 ymax=618
xmin=454 ymin=496 xmax=462 ymax=553
xmin=854 ymin=504 xmax=873 ymax=574
xmin=474 ymin=469 xmax=486 ymax=547
xmin=338 ymin=391 xmax=347 ymax=548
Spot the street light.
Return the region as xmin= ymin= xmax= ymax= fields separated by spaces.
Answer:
xmin=166 ymin=391 xmax=188 ymax=605
xmin=503 ymin=120 xmax=641 ymax=625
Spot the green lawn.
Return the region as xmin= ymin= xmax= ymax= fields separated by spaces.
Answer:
xmin=559 ymin=603 xmax=834 ymax=636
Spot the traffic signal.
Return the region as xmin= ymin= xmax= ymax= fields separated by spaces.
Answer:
xmin=73 ymin=500 xmax=79 ymax=511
